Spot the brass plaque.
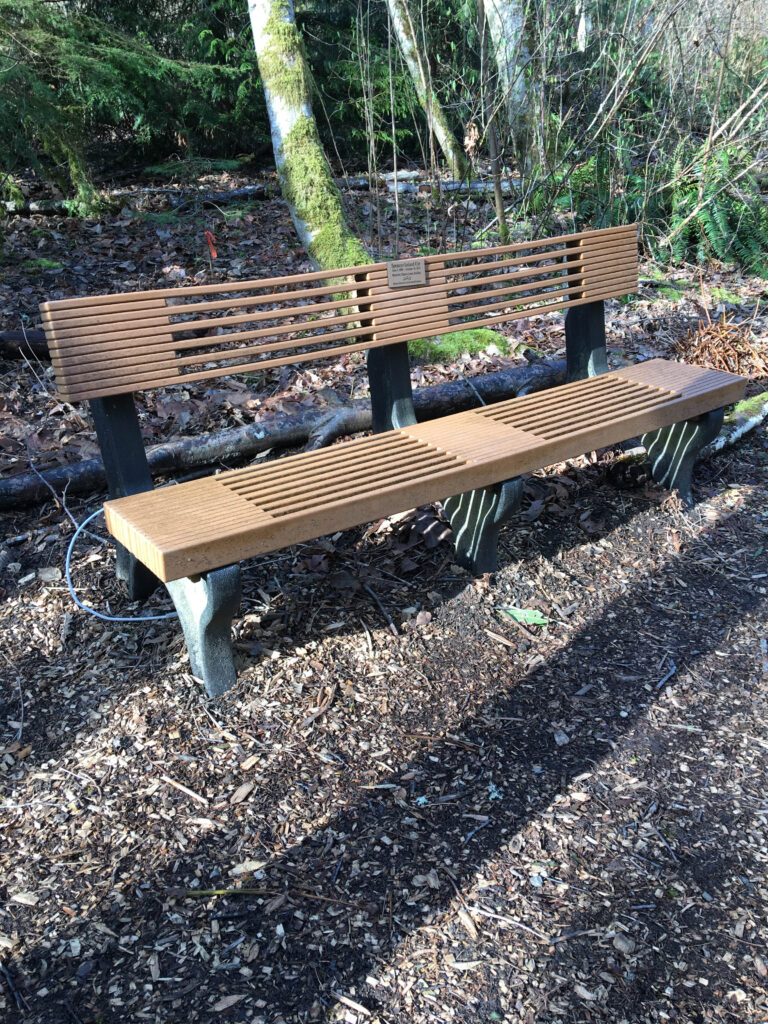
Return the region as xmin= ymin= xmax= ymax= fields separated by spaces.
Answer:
xmin=387 ymin=257 xmax=427 ymax=289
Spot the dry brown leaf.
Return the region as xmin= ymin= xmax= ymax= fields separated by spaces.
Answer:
xmin=212 ymin=994 xmax=247 ymax=1011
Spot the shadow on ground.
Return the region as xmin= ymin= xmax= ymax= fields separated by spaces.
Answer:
xmin=3 ymin=472 xmax=766 ymax=1022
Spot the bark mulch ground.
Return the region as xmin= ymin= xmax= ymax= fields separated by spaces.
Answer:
xmin=2 ymin=435 xmax=767 ymax=1024
xmin=1 ymin=182 xmax=768 ymax=1023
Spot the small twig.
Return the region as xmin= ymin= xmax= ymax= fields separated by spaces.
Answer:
xmin=484 ymin=627 xmax=516 ymax=648
xmin=656 ymin=661 xmax=677 ymax=689
xmin=358 ymin=616 xmax=375 ymax=657
xmin=6 ymin=526 xmax=60 ymax=546
xmin=65 ymin=1001 xmax=84 ymax=1024
xmin=499 ymin=613 xmax=538 ymax=640
xmin=464 ymin=818 xmax=491 ymax=843
xmin=184 ymin=887 xmax=365 ymax=909
xmin=13 ymin=675 xmax=24 ymax=743
xmin=549 ymin=927 xmax=603 ymax=945
xmin=459 ymin=372 xmax=486 ymax=406
xmin=297 ymin=683 xmax=337 ymax=731
xmin=652 ymin=826 xmax=679 ymax=863
xmin=472 ymin=904 xmax=550 ymax=942
xmin=334 ymin=993 xmax=371 ymax=1017
xmin=0 ymin=961 xmax=25 ymax=1010
xmin=24 ymin=439 xmax=106 ymax=545
xmin=160 ymin=774 xmax=209 ymax=806
xmin=332 ymin=855 xmax=344 ymax=884
xmin=363 ymin=583 xmax=399 ymax=635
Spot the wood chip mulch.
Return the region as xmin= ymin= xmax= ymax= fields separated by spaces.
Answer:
xmin=2 ymin=426 xmax=767 ymax=1024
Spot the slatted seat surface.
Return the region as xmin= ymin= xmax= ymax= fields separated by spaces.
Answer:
xmin=104 ymin=358 xmax=744 ymax=582
xmin=41 ymin=224 xmax=637 ymax=402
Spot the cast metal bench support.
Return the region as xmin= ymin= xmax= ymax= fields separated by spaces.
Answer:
xmin=89 ymin=394 xmax=159 ymax=601
xmin=442 ymin=477 xmax=525 ymax=575
xmin=368 ymin=341 xmax=418 ymax=432
xmin=367 ymin=341 xmax=525 ymax=575
xmin=642 ymin=407 xmax=724 ymax=506
xmin=166 ymin=565 xmax=242 ymax=697
xmin=437 ymin=299 xmax=610 ymax=576
xmin=565 ymin=299 xmax=608 ymax=382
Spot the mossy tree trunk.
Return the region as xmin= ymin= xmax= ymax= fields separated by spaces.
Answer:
xmin=385 ymin=0 xmax=468 ymax=180
xmin=247 ymin=0 xmax=368 ymax=270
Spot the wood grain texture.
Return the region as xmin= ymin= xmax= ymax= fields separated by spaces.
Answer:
xmin=104 ymin=358 xmax=744 ymax=582
xmin=43 ymin=225 xmax=638 ymax=401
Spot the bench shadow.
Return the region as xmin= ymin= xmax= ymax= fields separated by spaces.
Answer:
xmin=5 ymin=495 xmax=765 ymax=1022
xmin=0 ymin=452 xmax=735 ymax=785
xmin=234 ymin=454 xmax=727 ymax=664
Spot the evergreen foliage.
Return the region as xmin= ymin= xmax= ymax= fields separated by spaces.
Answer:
xmin=0 ymin=0 xmax=264 ymax=209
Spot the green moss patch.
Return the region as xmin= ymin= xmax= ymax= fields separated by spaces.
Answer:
xmin=710 ymin=286 xmax=742 ymax=304
xmin=144 ymin=157 xmax=247 ymax=180
xmin=408 ymin=328 xmax=510 ymax=361
xmin=23 ymin=258 xmax=63 ymax=271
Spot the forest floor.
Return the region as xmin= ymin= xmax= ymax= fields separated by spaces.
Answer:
xmin=1 ymin=172 xmax=768 ymax=1024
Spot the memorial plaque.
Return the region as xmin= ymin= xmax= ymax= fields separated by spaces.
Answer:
xmin=387 ymin=257 xmax=427 ymax=289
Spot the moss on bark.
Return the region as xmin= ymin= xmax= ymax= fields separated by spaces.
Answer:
xmin=251 ymin=0 xmax=368 ymax=270
xmin=385 ymin=0 xmax=468 ymax=179
xmin=279 ymin=116 xmax=369 ymax=270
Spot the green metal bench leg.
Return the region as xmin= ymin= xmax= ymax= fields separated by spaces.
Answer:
xmin=367 ymin=341 xmax=418 ymax=432
xmin=642 ymin=407 xmax=724 ymax=507
xmin=443 ymin=477 xmax=524 ymax=575
xmin=565 ymin=299 xmax=608 ymax=382
xmin=166 ymin=565 xmax=242 ymax=697
xmin=89 ymin=394 xmax=159 ymax=601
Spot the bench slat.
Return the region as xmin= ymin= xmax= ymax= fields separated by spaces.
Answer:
xmin=42 ymin=225 xmax=638 ymax=402
xmin=104 ymin=359 xmax=744 ymax=582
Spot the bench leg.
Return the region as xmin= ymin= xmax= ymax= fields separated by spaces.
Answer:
xmin=166 ymin=565 xmax=242 ymax=697
xmin=443 ymin=477 xmax=524 ymax=575
xmin=115 ymin=545 xmax=158 ymax=602
xmin=642 ymin=407 xmax=724 ymax=507
xmin=367 ymin=341 xmax=418 ymax=432
xmin=89 ymin=395 xmax=159 ymax=602
xmin=565 ymin=300 xmax=608 ymax=382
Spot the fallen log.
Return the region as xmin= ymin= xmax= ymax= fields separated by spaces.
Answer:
xmin=0 ymin=330 xmax=49 ymax=360
xmin=0 ymin=359 xmax=566 ymax=510
xmin=169 ymin=184 xmax=274 ymax=209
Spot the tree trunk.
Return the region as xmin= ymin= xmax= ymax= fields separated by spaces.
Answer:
xmin=246 ymin=0 xmax=368 ymax=270
xmin=385 ymin=0 xmax=468 ymax=180
xmin=0 ymin=360 xmax=566 ymax=510
xmin=484 ymin=0 xmax=536 ymax=171
xmin=478 ymin=0 xmax=509 ymax=243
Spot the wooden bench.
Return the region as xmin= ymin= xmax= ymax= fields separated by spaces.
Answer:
xmin=40 ymin=225 xmax=745 ymax=695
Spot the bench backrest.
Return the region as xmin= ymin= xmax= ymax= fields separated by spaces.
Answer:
xmin=41 ymin=224 xmax=637 ymax=402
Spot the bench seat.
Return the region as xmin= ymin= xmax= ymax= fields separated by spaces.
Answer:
xmin=105 ymin=358 xmax=744 ymax=583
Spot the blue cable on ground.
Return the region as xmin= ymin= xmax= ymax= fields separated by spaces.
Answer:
xmin=65 ymin=508 xmax=177 ymax=623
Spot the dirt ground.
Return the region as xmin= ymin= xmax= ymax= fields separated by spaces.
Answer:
xmin=1 ymin=181 xmax=768 ymax=1024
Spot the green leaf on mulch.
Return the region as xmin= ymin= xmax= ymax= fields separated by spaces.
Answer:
xmin=496 ymin=606 xmax=549 ymax=626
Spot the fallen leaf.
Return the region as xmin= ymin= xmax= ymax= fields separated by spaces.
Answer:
xmin=213 ymin=994 xmax=247 ymax=1011
xmin=497 ymin=606 xmax=549 ymax=626
xmin=230 ymin=781 xmax=254 ymax=805
xmin=229 ymin=859 xmax=267 ymax=877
